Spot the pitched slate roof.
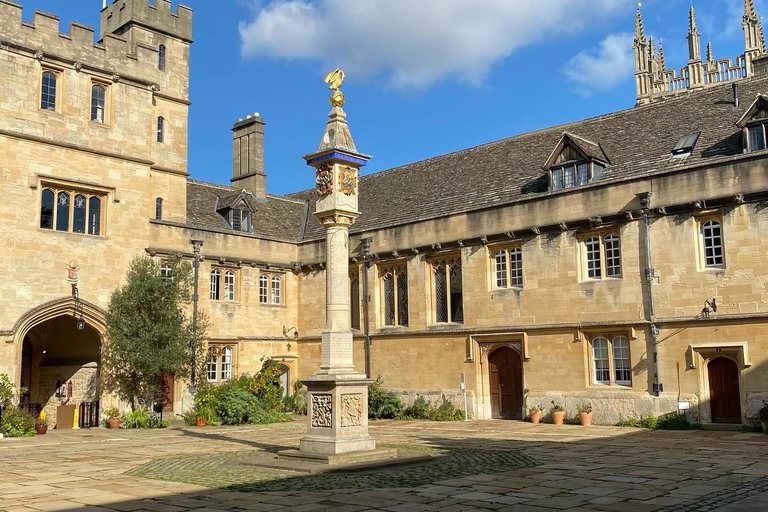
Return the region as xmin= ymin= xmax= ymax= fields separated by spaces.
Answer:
xmin=186 ymin=180 xmax=306 ymax=243
xmin=188 ymin=76 xmax=768 ymax=243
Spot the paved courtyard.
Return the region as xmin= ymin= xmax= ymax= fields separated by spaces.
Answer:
xmin=1 ymin=419 xmax=768 ymax=512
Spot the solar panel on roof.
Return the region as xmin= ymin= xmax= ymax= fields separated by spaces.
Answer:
xmin=671 ymin=132 xmax=701 ymax=155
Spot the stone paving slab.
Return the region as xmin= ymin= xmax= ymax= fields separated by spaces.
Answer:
xmin=2 ymin=421 xmax=768 ymax=511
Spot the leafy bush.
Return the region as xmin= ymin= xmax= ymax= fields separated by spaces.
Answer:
xmin=120 ymin=409 xmax=169 ymax=429
xmin=1 ymin=407 xmax=36 ymax=437
xmin=217 ymin=387 xmax=261 ymax=425
xmin=283 ymin=381 xmax=307 ymax=415
xmin=638 ymin=416 xmax=659 ymax=429
xmin=0 ymin=373 xmax=28 ymax=408
xmin=368 ymin=376 xmax=405 ymax=419
xmin=616 ymin=418 xmax=639 ymax=427
xmin=401 ymin=396 xmax=465 ymax=421
xmin=616 ymin=413 xmax=696 ymax=430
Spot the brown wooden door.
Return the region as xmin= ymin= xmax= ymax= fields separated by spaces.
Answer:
xmin=489 ymin=347 xmax=523 ymax=420
xmin=709 ymin=357 xmax=741 ymax=423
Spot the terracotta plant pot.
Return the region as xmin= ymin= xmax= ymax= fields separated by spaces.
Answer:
xmin=529 ymin=410 xmax=542 ymax=424
xmin=579 ymin=411 xmax=593 ymax=426
xmin=196 ymin=417 xmax=206 ymax=427
xmin=35 ymin=424 xmax=48 ymax=435
xmin=108 ymin=418 xmax=120 ymax=430
xmin=551 ymin=411 xmax=565 ymax=425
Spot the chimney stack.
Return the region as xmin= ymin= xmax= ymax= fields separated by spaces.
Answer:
xmin=231 ymin=114 xmax=266 ymax=197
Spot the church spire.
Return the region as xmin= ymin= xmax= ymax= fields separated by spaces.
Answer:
xmin=688 ymin=4 xmax=702 ymax=63
xmin=744 ymin=0 xmax=766 ymax=75
xmin=658 ymin=39 xmax=666 ymax=72
xmin=634 ymin=6 xmax=646 ymax=45
xmin=706 ymin=39 xmax=714 ymax=64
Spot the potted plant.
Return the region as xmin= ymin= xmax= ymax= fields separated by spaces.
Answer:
xmin=758 ymin=400 xmax=768 ymax=431
xmin=550 ymin=400 xmax=565 ymax=425
xmin=104 ymin=407 xmax=121 ymax=429
xmin=35 ymin=410 xmax=48 ymax=435
xmin=528 ymin=405 xmax=543 ymax=424
xmin=577 ymin=402 xmax=593 ymax=426
xmin=194 ymin=405 xmax=213 ymax=427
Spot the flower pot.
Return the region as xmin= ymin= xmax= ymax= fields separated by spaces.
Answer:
xmin=551 ymin=411 xmax=565 ymax=425
xmin=35 ymin=424 xmax=48 ymax=435
xmin=579 ymin=411 xmax=593 ymax=426
xmin=108 ymin=418 xmax=120 ymax=430
xmin=529 ymin=411 xmax=542 ymax=424
xmin=195 ymin=418 xmax=207 ymax=427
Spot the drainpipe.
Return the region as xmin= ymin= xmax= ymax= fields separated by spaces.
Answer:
xmin=361 ymin=237 xmax=373 ymax=378
xmin=190 ymin=239 xmax=203 ymax=394
xmin=640 ymin=202 xmax=662 ymax=396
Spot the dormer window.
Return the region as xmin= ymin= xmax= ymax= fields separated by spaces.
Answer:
xmin=230 ymin=208 xmax=250 ymax=232
xmin=544 ymin=133 xmax=609 ymax=192
xmin=736 ymin=94 xmax=768 ymax=153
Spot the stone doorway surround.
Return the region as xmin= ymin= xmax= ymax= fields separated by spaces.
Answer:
xmin=467 ymin=332 xmax=529 ymax=420
xmin=686 ymin=342 xmax=750 ymax=425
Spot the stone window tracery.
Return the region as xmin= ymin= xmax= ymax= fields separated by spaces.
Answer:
xmin=431 ymin=256 xmax=463 ymax=324
xmin=207 ymin=345 xmax=235 ymax=383
xmin=40 ymin=186 xmax=103 ymax=236
xmin=380 ymin=262 xmax=408 ymax=327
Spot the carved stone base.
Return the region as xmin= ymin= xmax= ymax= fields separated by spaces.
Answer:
xmin=300 ymin=373 xmax=375 ymax=455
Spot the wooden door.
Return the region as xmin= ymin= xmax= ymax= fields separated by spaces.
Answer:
xmin=709 ymin=357 xmax=741 ymax=424
xmin=489 ymin=347 xmax=523 ymax=420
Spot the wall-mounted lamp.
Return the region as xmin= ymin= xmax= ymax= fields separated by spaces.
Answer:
xmin=67 ymin=260 xmax=86 ymax=331
xmin=702 ymin=298 xmax=717 ymax=319
xmin=283 ymin=326 xmax=299 ymax=340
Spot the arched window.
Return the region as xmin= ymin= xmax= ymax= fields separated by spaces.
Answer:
xmin=40 ymin=189 xmax=54 ymax=229
xmin=278 ymin=364 xmax=289 ymax=398
xmin=592 ymin=337 xmax=610 ymax=384
xmin=155 ymin=198 xmax=163 ymax=220
xmin=41 ymin=71 xmax=57 ymax=111
xmin=157 ymin=116 xmax=165 ymax=143
xmin=206 ymin=347 xmax=218 ymax=382
xmin=585 ymin=236 xmax=602 ymax=279
xmin=221 ymin=346 xmax=232 ymax=381
xmin=702 ymin=219 xmax=724 ymax=267
xmin=90 ymin=84 xmax=106 ymax=123
xmin=259 ymin=275 xmax=268 ymax=304
xmin=224 ymin=271 xmax=235 ymax=301
xmin=56 ymin=192 xmax=70 ymax=232
xmin=271 ymin=276 xmax=281 ymax=305
xmin=210 ymin=269 xmax=221 ymax=300
xmin=158 ymin=44 xmax=166 ymax=71
xmin=88 ymin=196 xmax=101 ymax=235
xmin=604 ymin=234 xmax=621 ymax=277
xmin=73 ymin=194 xmax=86 ymax=233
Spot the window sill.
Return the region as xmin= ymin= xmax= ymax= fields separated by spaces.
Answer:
xmin=588 ymin=384 xmax=634 ymax=390
xmin=259 ymin=303 xmax=287 ymax=309
xmin=428 ymin=322 xmax=465 ymax=330
xmin=38 ymin=228 xmax=105 ymax=239
xmin=490 ymin=286 xmax=523 ymax=292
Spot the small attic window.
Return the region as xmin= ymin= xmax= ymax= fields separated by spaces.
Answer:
xmin=736 ymin=95 xmax=768 ymax=153
xmin=671 ymin=132 xmax=700 ymax=157
xmin=230 ymin=208 xmax=251 ymax=232
xmin=545 ymin=133 xmax=609 ymax=192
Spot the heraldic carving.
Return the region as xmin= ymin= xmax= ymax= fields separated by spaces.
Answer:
xmin=316 ymin=163 xmax=333 ymax=196
xmin=339 ymin=166 xmax=358 ymax=196
xmin=340 ymin=394 xmax=363 ymax=427
xmin=311 ymin=394 xmax=333 ymax=428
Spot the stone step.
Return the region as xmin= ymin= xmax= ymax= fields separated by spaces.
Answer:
xmin=700 ymin=423 xmax=743 ymax=431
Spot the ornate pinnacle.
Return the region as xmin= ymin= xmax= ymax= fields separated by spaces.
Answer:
xmin=707 ymin=40 xmax=714 ymax=63
xmin=658 ymin=39 xmax=666 ymax=70
xmin=324 ymin=68 xmax=346 ymax=108
xmin=745 ymin=0 xmax=758 ymax=22
xmin=634 ymin=6 xmax=646 ymax=46
xmin=689 ymin=5 xmax=699 ymax=35
xmin=648 ymin=36 xmax=656 ymax=60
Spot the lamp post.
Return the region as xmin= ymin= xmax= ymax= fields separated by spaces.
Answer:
xmin=189 ymin=240 xmax=203 ymax=394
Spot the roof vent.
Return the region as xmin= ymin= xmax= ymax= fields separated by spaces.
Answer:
xmin=671 ymin=132 xmax=700 ymax=157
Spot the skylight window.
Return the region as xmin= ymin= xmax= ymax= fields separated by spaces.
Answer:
xmin=671 ymin=132 xmax=700 ymax=157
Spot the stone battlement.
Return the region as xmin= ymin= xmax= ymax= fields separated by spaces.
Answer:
xmin=0 ymin=0 xmax=191 ymax=93
xmin=100 ymin=0 xmax=192 ymax=43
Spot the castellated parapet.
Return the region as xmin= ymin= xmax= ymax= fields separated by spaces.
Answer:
xmin=0 ymin=0 xmax=191 ymax=98
xmin=100 ymin=0 xmax=193 ymax=44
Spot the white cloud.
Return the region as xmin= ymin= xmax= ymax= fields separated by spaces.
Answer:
xmin=239 ymin=0 xmax=629 ymax=88
xmin=563 ymin=32 xmax=634 ymax=93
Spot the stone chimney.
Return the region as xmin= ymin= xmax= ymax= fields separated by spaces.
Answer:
xmin=231 ymin=114 xmax=266 ymax=197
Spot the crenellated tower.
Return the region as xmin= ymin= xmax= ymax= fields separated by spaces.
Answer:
xmin=635 ymin=2 xmax=768 ymax=105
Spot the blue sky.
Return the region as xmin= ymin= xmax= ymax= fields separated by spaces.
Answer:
xmin=21 ymin=0 xmax=767 ymax=195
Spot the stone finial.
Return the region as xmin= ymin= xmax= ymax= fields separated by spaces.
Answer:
xmin=689 ymin=5 xmax=699 ymax=35
xmin=658 ymin=39 xmax=666 ymax=71
xmin=317 ymin=107 xmax=357 ymax=152
xmin=634 ymin=7 xmax=646 ymax=46
xmin=745 ymin=0 xmax=758 ymax=23
xmin=648 ymin=36 xmax=656 ymax=60
xmin=707 ymin=40 xmax=714 ymax=64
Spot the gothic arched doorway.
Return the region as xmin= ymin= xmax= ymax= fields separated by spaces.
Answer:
xmin=708 ymin=357 xmax=741 ymax=424
xmin=489 ymin=347 xmax=523 ymax=420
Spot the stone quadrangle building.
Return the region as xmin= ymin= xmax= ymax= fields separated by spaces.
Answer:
xmin=1 ymin=0 xmax=768 ymax=426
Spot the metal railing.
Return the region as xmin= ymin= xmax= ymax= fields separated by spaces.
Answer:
xmin=79 ymin=401 xmax=100 ymax=429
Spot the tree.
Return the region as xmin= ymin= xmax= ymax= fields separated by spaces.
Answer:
xmin=103 ymin=255 xmax=207 ymax=410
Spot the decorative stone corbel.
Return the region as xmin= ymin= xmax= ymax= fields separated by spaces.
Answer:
xmin=733 ymin=194 xmax=745 ymax=205
xmin=559 ymin=222 xmax=568 ymax=232
xmin=456 ymin=240 xmax=464 ymax=248
xmin=655 ymin=206 xmax=667 ymax=215
xmin=431 ymin=243 xmax=442 ymax=251
xmin=531 ymin=227 xmax=540 ymax=235
xmin=411 ymin=248 xmax=419 ymax=255
xmin=480 ymin=236 xmax=489 ymax=245
xmin=111 ymin=73 xmax=121 ymax=83
xmin=588 ymin=216 xmax=603 ymax=228
xmin=391 ymin=250 xmax=399 ymax=258
xmin=74 ymin=61 xmax=83 ymax=72
xmin=505 ymin=231 xmax=515 ymax=239
xmin=35 ymin=50 xmax=43 ymax=61
xmin=150 ymin=83 xmax=161 ymax=93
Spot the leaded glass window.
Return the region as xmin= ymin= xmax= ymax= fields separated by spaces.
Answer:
xmin=350 ymin=271 xmax=361 ymax=330
xmin=210 ymin=269 xmax=221 ymax=300
xmin=41 ymin=71 xmax=57 ymax=111
xmin=585 ymin=236 xmax=602 ymax=279
xmin=702 ymin=219 xmax=724 ymax=267
xmin=494 ymin=250 xmax=507 ymax=288
xmin=749 ymin=124 xmax=766 ymax=152
xmin=493 ymin=247 xmax=523 ymax=288
xmin=551 ymin=168 xmax=563 ymax=191
xmin=73 ymin=194 xmax=86 ymax=233
xmin=206 ymin=347 xmax=218 ymax=382
xmin=221 ymin=346 xmax=232 ymax=381
xmin=381 ymin=264 xmax=408 ymax=327
xmin=432 ymin=257 xmax=463 ymax=324
xmin=158 ymin=44 xmax=166 ymax=71
xmin=157 ymin=116 xmax=165 ymax=143
xmin=271 ymin=275 xmax=281 ymax=305
xmin=40 ymin=189 xmax=54 ymax=229
xmin=155 ymin=198 xmax=163 ymax=220
xmin=577 ymin=163 xmax=589 ymax=185
xmin=224 ymin=271 xmax=235 ymax=301
xmin=91 ymin=84 xmax=105 ymax=123
xmin=56 ymin=192 xmax=70 ymax=232
xmin=604 ymin=234 xmax=621 ymax=277
xmin=88 ymin=197 xmax=101 ymax=235
xmin=592 ymin=337 xmax=610 ymax=384
xmin=613 ymin=336 xmax=631 ymax=384
xmin=563 ymin=165 xmax=575 ymax=188
xmin=259 ymin=275 xmax=268 ymax=303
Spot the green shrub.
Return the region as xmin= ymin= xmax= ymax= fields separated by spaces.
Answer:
xmin=283 ymin=381 xmax=307 ymax=415
xmin=0 ymin=373 xmax=28 ymax=408
xmin=638 ymin=416 xmax=659 ymax=429
xmin=217 ymin=388 xmax=261 ymax=425
xmin=616 ymin=418 xmax=639 ymax=427
xmin=1 ymin=407 xmax=36 ymax=437
xmin=656 ymin=413 xmax=695 ymax=430
xmin=400 ymin=396 xmax=465 ymax=421
xmin=120 ymin=409 xmax=169 ymax=429
xmin=368 ymin=376 xmax=405 ymax=419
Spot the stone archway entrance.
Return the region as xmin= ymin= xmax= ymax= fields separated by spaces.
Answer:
xmin=708 ymin=357 xmax=741 ymax=424
xmin=488 ymin=347 xmax=523 ymax=420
